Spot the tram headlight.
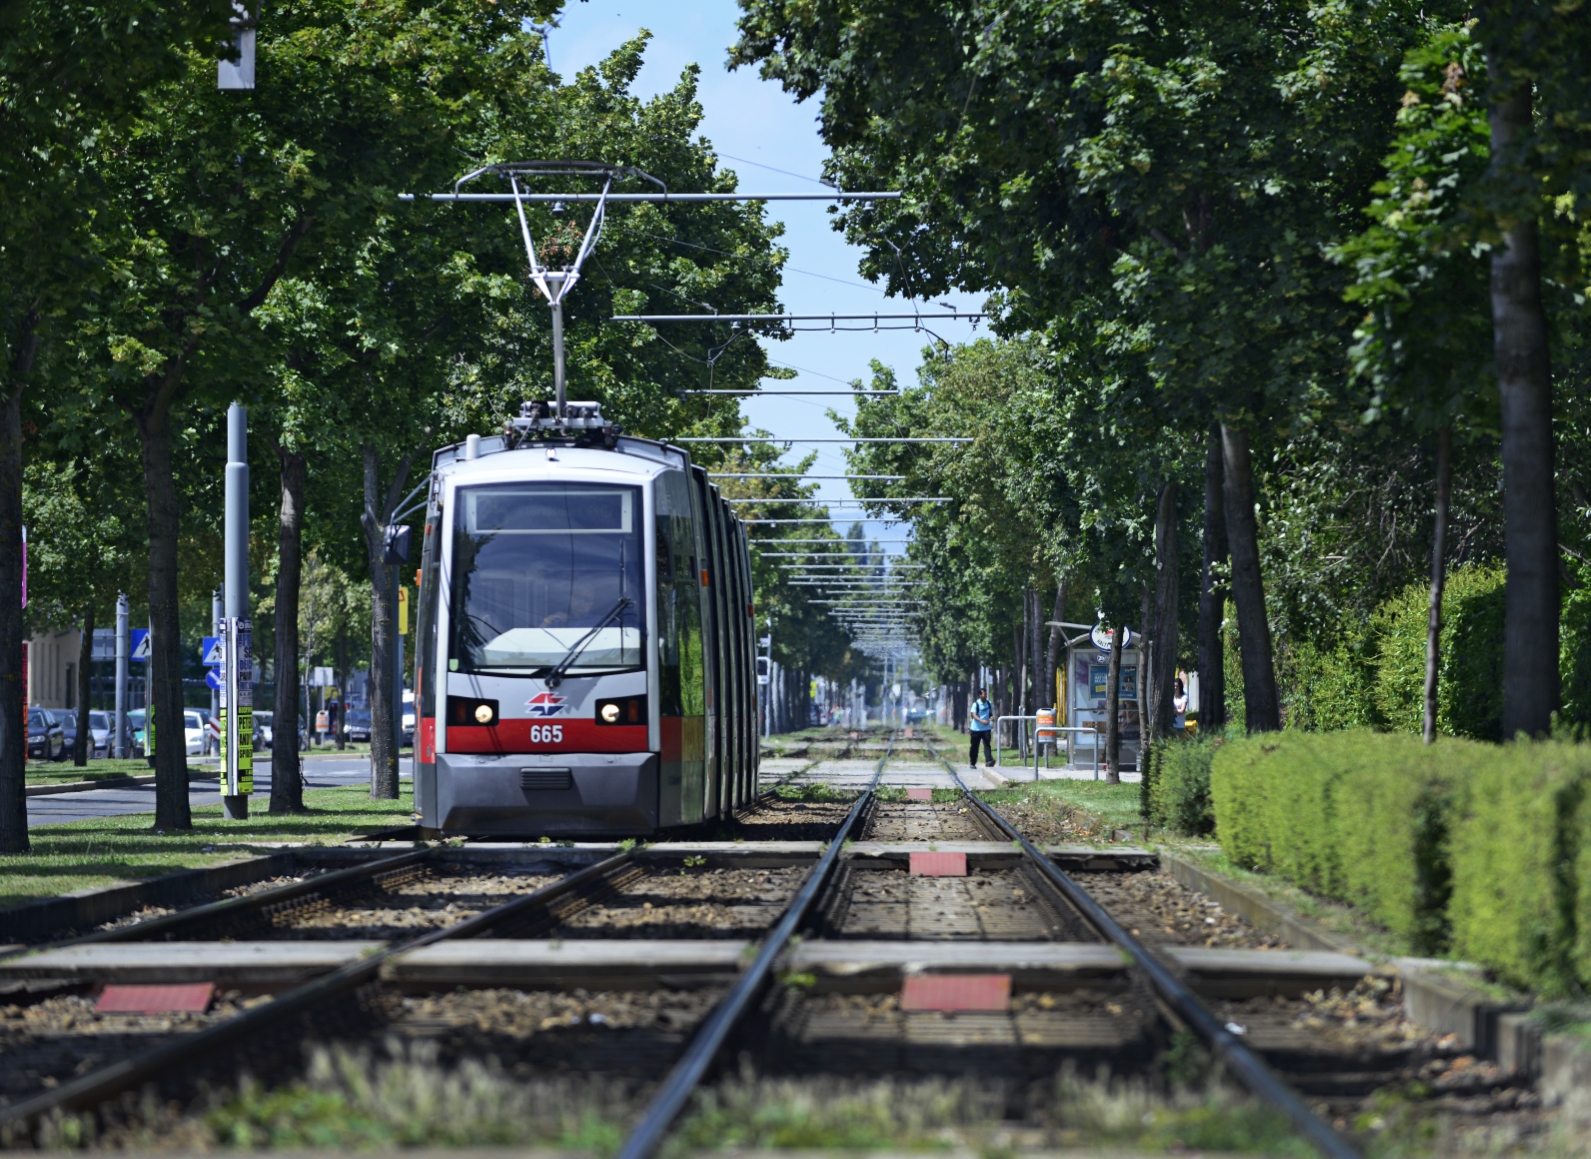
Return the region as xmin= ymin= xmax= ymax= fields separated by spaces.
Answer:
xmin=595 ymin=696 xmax=646 ymax=725
xmin=446 ymin=695 xmax=499 ymax=727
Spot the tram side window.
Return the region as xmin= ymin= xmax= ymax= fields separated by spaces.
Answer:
xmin=655 ymin=472 xmax=704 ymax=718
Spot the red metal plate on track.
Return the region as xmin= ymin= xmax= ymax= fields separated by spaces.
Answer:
xmin=905 ymin=788 xmax=933 ymax=802
xmin=96 ymin=983 xmax=214 ymax=1014
xmin=900 ymin=974 xmax=1010 ymax=1012
xmin=909 ymin=851 xmax=967 ymax=876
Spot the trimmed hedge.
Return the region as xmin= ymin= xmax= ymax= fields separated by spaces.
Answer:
xmin=1212 ymin=730 xmax=1591 ymax=993
xmin=1143 ymin=734 xmax=1221 ymax=836
xmin=1212 ymin=731 xmax=1469 ymax=957
xmin=1448 ymin=747 xmax=1591 ymax=997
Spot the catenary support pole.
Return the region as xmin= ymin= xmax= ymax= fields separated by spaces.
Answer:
xmin=223 ymin=403 xmax=250 ymax=820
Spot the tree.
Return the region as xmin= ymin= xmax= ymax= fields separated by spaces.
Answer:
xmin=733 ymin=0 xmax=1435 ymax=733
xmin=21 ymin=454 xmax=143 ymax=763
xmin=1334 ymin=23 xmax=1495 ymax=742
xmin=0 ymin=0 xmax=235 ymax=849
xmin=65 ymin=0 xmax=570 ymax=822
xmin=1468 ymin=2 xmax=1591 ymax=737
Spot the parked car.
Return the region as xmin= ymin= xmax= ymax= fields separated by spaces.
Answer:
xmin=342 ymin=708 xmax=372 ymax=743
xmin=129 ymin=709 xmax=146 ymax=757
xmin=253 ymin=710 xmax=274 ymax=751
xmin=184 ymin=709 xmax=209 ymax=756
xmin=26 ymin=707 xmax=66 ymax=761
xmin=57 ymin=710 xmax=110 ymax=759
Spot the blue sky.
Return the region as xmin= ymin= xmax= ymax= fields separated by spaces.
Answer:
xmin=550 ymin=0 xmax=985 ymax=551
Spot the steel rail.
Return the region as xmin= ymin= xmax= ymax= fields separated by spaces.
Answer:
xmin=0 ymin=851 xmax=635 ymax=1134
xmin=616 ymin=733 xmax=896 ymax=1159
xmin=0 ymin=849 xmax=435 ymax=960
xmin=920 ymin=737 xmax=1360 ymax=1159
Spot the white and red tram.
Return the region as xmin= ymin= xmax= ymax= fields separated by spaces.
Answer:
xmin=410 ymin=403 xmax=759 ymax=836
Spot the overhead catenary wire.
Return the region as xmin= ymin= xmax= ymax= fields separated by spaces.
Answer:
xmin=401 ymin=191 xmax=903 ymax=203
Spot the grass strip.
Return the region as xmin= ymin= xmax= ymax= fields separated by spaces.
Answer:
xmin=2 ymin=784 xmax=414 ymax=909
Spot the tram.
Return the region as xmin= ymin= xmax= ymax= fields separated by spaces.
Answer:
xmin=406 ymin=401 xmax=760 ymax=837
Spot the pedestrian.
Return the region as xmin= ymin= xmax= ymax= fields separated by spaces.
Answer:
xmin=1173 ymin=677 xmax=1188 ymax=732
xmin=969 ymin=687 xmax=994 ymax=768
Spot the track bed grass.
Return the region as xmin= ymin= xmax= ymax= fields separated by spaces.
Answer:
xmin=1 ymin=784 xmax=414 ymax=909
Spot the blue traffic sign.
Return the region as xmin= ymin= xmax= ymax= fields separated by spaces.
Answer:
xmin=201 ymin=636 xmax=222 ymax=666
xmin=129 ymin=628 xmax=150 ymax=662
xmin=205 ymin=669 xmax=223 ymax=690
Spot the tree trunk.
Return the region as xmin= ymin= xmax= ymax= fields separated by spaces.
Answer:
xmin=1488 ymin=77 xmax=1559 ymax=739
xmin=1424 ymin=427 xmax=1453 ymax=744
xmin=73 ymin=603 xmax=95 ymax=766
xmin=1044 ymin=580 xmax=1067 ymax=713
xmin=0 ymin=322 xmax=34 ymax=851
xmin=271 ymin=444 xmax=307 ymax=813
xmin=1104 ymin=625 xmax=1122 ymax=784
xmin=1198 ymin=424 xmax=1227 ymax=733
xmin=335 ymin=625 xmax=348 ymax=751
xmin=1016 ymin=615 xmax=1027 ymax=759
xmin=1150 ymin=482 xmax=1180 ymax=740
xmin=133 ymin=396 xmax=191 ymax=830
xmin=361 ymin=444 xmax=410 ymax=799
xmin=1220 ymin=424 xmax=1281 ymax=732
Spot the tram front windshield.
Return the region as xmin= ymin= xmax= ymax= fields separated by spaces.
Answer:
xmin=449 ymin=483 xmax=645 ymax=674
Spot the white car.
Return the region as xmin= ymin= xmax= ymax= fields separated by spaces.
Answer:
xmin=184 ymin=709 xmax=209 ymax=756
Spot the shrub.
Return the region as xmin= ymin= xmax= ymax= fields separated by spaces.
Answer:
xmin=1272 ymin=564 xmax=1504 ymax=740
xmin=1278 ymin=637 xmax=1376 ymax=733
xmin=1448 ymin=743 xmax=1591 ymax=996
xmin=1145 ymin=734 xmax=1222 ymax=836
xmin=1211 ymin=730 xmax=1473 ymax=955
xmin=1213 ymin=730 xmax=1591 ymax=986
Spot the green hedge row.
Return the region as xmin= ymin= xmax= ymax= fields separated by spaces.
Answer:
xmin=1210 ymin=730 xmax=1591 ymax=995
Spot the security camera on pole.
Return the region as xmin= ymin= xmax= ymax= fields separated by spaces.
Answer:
xmin=219 ymin=404 xmax=254 ymax=820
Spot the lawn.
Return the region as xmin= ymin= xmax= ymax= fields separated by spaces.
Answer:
xmin=1 ymin=783 xmax=415 ymax=909
xmin=26 ymin=758 xmax=159 ymax=785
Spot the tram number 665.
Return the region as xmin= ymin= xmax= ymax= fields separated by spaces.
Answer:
xmin=530 ymin=724 xmax=564 ymax=744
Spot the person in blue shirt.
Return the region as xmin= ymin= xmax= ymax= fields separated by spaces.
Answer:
xmin=969 ymin=688 xmax=994 ymax=768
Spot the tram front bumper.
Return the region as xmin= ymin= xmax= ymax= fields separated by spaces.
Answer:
xmin=432 ymin=751 xmax=659 ymax=836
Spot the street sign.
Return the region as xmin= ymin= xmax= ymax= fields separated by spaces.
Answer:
xmin=205 ymin=669 xmax=223 ymax=690
xmin=92 ymin=628 xmax=116 ymax=662
xmin=201 ymin=636 xmax=223 ymax=666
xmin=310 ymin=666 xmax=335 ymax=688
xmin=129 ymin=628 xmax=150 ymax=662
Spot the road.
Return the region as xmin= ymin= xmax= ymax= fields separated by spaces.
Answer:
xmin=27 ymin=754 xmax=413 ymax=827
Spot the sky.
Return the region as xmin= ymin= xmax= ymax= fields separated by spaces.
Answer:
xmin=549 ymin=0 xmax=986 ymax=555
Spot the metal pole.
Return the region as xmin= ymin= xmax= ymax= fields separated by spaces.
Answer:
xmin=392 ymin=566 xmax=405 ymax=763
xmin=222 ymin=403 xmax=251 ymax=820
xmin=550 ymin=298 xmax=567 ymax=419
xmin=210 ymin=588 xmax=222 ymax=744
xmin=114 ymin=594 xmax=129 ymax=759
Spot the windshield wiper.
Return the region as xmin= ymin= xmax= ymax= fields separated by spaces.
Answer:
xmin=544 ymin=596 xmax=633 ymax=688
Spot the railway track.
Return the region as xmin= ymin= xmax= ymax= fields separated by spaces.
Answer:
xmin=2 ymin=727 xmax=1482 ymax=1156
